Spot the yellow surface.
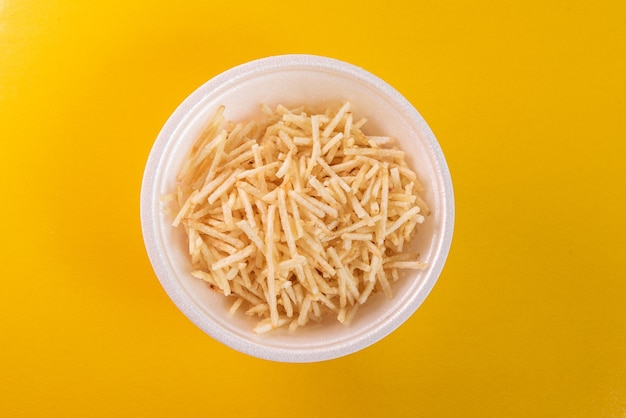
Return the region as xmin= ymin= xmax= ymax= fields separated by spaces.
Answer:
xmin=1 ymin=0 xmax=625 ymax=416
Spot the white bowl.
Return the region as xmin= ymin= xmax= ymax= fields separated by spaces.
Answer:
xmin=140 ymin=54 xmax=454 ymax=362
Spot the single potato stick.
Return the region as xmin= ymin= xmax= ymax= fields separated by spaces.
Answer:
xmin=170 ymin=102 xmax=429 ymax=333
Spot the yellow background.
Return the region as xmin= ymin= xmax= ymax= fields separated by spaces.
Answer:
xmin=2 ymin=0 xmax=625 ymax=416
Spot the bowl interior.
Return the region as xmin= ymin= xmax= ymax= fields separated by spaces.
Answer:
xmin=142 ymin=55 xmax=453 ymax=362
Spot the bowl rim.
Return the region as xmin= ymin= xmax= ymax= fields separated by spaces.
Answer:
xmin=140 ymin=54 xmax=455 ymax=362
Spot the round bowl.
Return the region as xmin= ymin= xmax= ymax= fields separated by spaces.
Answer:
xmin=140 ymin=54 xmax=454 ymax=362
